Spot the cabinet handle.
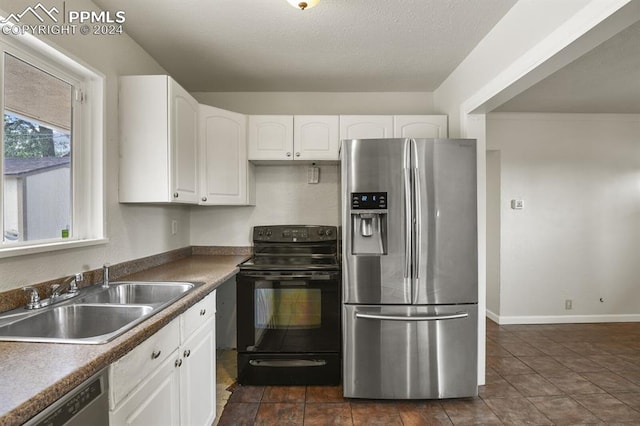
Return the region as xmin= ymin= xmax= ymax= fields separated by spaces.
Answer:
xmin=295 ymin=152 xmax=301 ymax=157
xmin=151 ymin=350 xmax=161 ymax=360
xmin=286 ymin=152 xmax=292 ymax=157
xmin=200 ymin=309 xmax=206 ymax=316
xmin=175 ymin=358 xmax=183 ymax=367
xmin=184 ymin=349 xmax=191 ymax=358
xmin=201 ymin=196 xmax=207 ymax=202
xmin=173 ymin=192 xmax=179 ymax=198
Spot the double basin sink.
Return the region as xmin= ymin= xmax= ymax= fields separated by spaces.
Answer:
xmin=0 ymin=281 xmax=201 ymax=344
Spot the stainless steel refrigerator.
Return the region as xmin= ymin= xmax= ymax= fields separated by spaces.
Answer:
xmin=341 ymin=138 xmax=478 ymax=399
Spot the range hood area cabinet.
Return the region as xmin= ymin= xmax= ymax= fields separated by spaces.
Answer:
xmin=199 ymin=105 xmax=255 ymax=205
xmin=248 ymin=115 xmax=340 ymax=161
xmin=119 ymin=75 xmax=199 ymax=204
xmin=339 ymin=115 xmax=448 ymax=140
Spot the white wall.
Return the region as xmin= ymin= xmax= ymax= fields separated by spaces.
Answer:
xmin=0 ymin=0 xmax=191 ymax=292
xmin=191 ymin=164 xmax=339 ymax=246
xmin=487 ymin=113 xmax=640 ymax=323
xmin=486 ymin=150 xmax=501 ymax=318
xmin=192 ymin=92 xmax=434 ymax=115
xmin=434 ymin=0 xmax=635 ymax=137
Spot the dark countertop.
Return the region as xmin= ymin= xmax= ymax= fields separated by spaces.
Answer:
xmin=0 ymin=254 xmax=246 ymax=426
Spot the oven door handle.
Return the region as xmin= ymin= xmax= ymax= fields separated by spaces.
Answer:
xmin=240 ymin=272 xmax=338 ymax=280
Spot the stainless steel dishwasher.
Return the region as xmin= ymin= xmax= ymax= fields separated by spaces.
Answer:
xmin=24 ymin=368 xmax=109 ymax=426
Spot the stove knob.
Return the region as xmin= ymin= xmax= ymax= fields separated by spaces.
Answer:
xmin=266 ymin=230 xmax=272 ymax=237
xmin=257 ymin=230 xmax=264 ymax=237
xmin=325 ymin=229 xmax=333 ymax=236
xmin=317 ymin=228 xmax=324 ymax=236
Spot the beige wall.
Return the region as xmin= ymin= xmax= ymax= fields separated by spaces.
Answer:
xmin=487 ymin=113 xmax=640 ymax=322
xmin=486 ymin=150 xmax=501 ymax=317
xmin=0 ymin=0 xmax=191 ymax=292
xmin=191 ymin=164 xmax=339 ymax=247
xmin=192 ymin=92 xmax=434 ymax=115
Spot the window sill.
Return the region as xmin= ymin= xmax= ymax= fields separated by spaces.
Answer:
xmin=0 ymin=238 xmax=109 ymax=259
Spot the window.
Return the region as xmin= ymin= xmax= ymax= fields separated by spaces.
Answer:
xmin=0 ymin=30 xmax=104 ymax=256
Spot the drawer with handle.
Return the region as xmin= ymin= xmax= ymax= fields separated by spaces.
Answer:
xmin=109 ymin=319 xmax=180 ymax=408
xmin=180 ymin=290 xmax=216 ymax=343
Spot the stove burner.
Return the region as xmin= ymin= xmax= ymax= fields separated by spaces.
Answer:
xmin=239 ymin=225 xmax=339 ymax=272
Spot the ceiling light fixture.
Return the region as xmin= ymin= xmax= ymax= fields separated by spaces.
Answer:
xmin=287 ymin=0 xmax=319 ymax=10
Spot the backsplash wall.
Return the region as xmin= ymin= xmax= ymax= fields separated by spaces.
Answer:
xmin=190 ymin=164 xmax=340 ymax=246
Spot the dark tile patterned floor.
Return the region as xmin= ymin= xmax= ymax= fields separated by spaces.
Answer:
xmin=217 ymin=320 xmax=640 ymax=425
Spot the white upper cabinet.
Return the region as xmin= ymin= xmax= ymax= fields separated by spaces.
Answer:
xmin=199 ymin=105 xmax=254 ymax=205
xmin=119 ymin=75 xmax=199 ymax=204
xmin=393 ymin=115 xmax=448 ymax=138
xmin=248 ymin=115 xmax=294 ymax=160
xmin=249 ymin=115 xmax=339 ymax=161
xmin=294 ymin=115 xmax=340 ymax=161
xmin=339 ymin=115 xmax=394 ymax=140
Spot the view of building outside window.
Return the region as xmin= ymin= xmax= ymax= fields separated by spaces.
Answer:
xmin=2 ymin=53 xmax=73 ymax=243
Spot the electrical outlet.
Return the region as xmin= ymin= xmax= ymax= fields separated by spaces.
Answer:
xmin=171 ymin=220 xmax=178 ymax=235
xmin=565 ymin=299 xmax=572 ymax=310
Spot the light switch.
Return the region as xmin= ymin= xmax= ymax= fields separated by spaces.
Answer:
xmin=510 ymin=199 xmax=524 ymax=210
xmin=307 ymin=166 xmax=319 ymax=184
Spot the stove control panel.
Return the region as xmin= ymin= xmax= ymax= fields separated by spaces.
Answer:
xmin=254 ymin=225 xmax=337 ymax=242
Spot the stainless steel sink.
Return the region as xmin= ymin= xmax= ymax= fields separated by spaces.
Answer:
xmin=0 ymin=304 xmax=153 ymax=344
xmin=78 ymin=282 xmax=194 ymax=305
xmin=0 ymin=280 xmax=202 ymax=344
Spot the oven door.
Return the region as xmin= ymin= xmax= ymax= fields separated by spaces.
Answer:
xmin=237 ymin=270 xmax=341 ymax=354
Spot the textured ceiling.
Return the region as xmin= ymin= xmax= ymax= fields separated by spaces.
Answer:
xmin=496 ymin=20 xmax=640 ymax=114
xmin=93 ymin=0 xmax=517 ymax=92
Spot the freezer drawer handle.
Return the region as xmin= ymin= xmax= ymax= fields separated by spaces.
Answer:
xmin=355 ymin=311 xmax=469 ymax=321
xmin=249 ymin=359 xmax=327 ymax=367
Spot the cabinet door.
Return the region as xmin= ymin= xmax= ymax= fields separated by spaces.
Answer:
xmin=109 ymin=320 xmax=180 ymax=408
xmin=294 ymin=115 xmax=339 ymax=161
xmin=119 ymin=75 xmax=171 ymax=203
xmin=180 ymin=317 xmax=216 ymax=426
xmin=110 ymin=349 xmax=181 ymax=426
xmin=393 ymin=115 xmax=448 ymax=138
xmin=169 ymin=78 xmax=199 ymax=203
xmin=248 ymin=115 xmax=294 ymax=160
xmin=339 ymin=115 xmax=393 ymax=140
xmin=199 ymin=105 xmax=252 ymax=205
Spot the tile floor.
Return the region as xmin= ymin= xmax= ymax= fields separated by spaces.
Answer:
xmin=215 ymin=319 xmax=640 ymax=425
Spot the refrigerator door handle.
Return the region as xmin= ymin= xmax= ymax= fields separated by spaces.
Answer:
xmin=412 ymin=167 xmax=421 ymax=304
xmin=403 ymin=167 xmax=412 ymax=279
xmin=403 ymin=139 xmax=412 ymax=281
xmin=355 ymin=312 xmax=469 ymax=322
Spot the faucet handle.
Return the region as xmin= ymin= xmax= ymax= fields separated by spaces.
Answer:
xmin=22 ymin=287 xmax=41 ymax=309
xmin=69 ymin=273 xmax=82 ymax=294
xmin=50 ymin=284 xmax=61 ymax=298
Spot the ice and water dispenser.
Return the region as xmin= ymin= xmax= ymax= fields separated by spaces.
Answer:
xmin=350 ymin=192 xmax=388 ymax=255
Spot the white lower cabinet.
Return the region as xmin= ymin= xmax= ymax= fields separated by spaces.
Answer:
xmin=180 ymin=317 xmax=215 ymax=426
xmin=109 ymin=291 xmax=216 ymax=426
xmin=110 ymin=350 xmax=181 ymax=426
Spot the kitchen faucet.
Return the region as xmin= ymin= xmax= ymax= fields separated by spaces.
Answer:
xmin=102 ymin=263 xmax=110 ymax=288
xmin=50 ymin=273 xmax=81 ymax=299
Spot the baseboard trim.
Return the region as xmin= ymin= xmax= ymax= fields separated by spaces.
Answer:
xmin=486 ymin=312 xmax=640 ymax=325
xmin=486 ymin=309 xmax=500 ymax=323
